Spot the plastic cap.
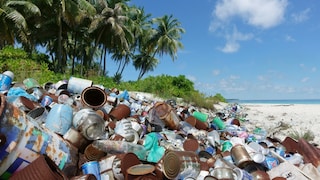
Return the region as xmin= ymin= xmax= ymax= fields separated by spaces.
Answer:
xmin=3 ymin=71 xmax=14 ymax=80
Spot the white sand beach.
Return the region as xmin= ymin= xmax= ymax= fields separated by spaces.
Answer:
xmin=241 ymin=103 xmax=320 ymax=145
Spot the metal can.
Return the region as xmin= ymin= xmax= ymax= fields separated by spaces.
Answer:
xmin=81 ymin=161 xmax=101 ymax=180
xmin=0 ymin=74 xmax=12 ymax=92
xmin=41 ymin=95 xmax=53 ymax=107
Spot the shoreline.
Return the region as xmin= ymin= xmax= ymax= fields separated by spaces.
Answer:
xmin=239 ymin=103 xmax=320 ymax=145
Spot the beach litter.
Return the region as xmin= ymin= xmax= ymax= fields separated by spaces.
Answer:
xmin=1 ymin=71 xmax=320 ymax=179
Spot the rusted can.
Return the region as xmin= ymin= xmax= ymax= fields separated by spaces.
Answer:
xmin=9 ymin=155 xmax=66 ymax=180
xmin=183 ymin=138 xmax=200 ymax=152
xmin=99 ymin=153 xmax=141 ymax=180
xmin=109 ymin=104 xmax=131 ymax=121
xmin=81 ymin=86 xmax=107 ymax=110
xmin=153 ymin=102 xmax=180 ymax=130
xmin=63 ymin=127 xmax=90 ymax=153
xmin=70 ymin=174 xmax=96 ymax=180
xmin=84 ymin=144 xmax=106 ymax=161
xmin=0 ymin=93 xmax=79 ymax=179
xmin=159 ymin=150 xmax=200 ymax=179
xmin=230 ymin=144 xmax=253 ymax=168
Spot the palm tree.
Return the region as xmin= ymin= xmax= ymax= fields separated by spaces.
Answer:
xmin=133 ymin=51 xmax=158 ymax=80
xmin=0 ymin=0 xmax=40 ymax=50
xmin=149 ymin=14 xmax=185 ymax=60
xmin=111 ymin=6 xmax=151 ymax=80
xmin=32 ymin=0 xmax=96 ymax=73
xmin=133 ymin=14 xmax=185 ymax=80
xmin=88 ymin=0 xmax=132 ymax=76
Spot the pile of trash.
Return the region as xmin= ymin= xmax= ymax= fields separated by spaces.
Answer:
xmin=1 ymin=70 xmax=320 ymax=180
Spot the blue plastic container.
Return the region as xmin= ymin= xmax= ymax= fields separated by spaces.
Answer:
xmin=0 ymin=74 xmax=12 ymax=92
xmin=45 ymin=104 xmax=73 ymax=135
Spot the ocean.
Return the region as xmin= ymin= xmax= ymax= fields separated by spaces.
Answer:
xmin=226 ymin=99 xmax=320 ymax=104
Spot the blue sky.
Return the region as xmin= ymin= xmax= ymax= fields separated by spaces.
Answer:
xmin=107 ymin=0 xmax=320 ymax=100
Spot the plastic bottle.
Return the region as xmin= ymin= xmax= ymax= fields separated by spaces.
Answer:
xmin=252 ymin=127 xmax=267 ymax=141
xmin=212 ymin=116 xmax=226 ymax=130
xmin=192 ymin=111 xmax=208 ymax=122
xmin=92 ymin=140 xmax=147 ymax=161
xmin=179 ymin=121 xmax=197 ymax=135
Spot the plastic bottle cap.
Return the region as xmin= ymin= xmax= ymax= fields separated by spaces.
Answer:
xmin=3 ymin=71 xmax=14 ymax=80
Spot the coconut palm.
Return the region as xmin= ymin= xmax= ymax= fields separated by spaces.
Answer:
xmin=112 ymin=6 xmax=151 ymax=80
xmin=133 ymin=14 xmax=185 ymax=80
xmin=0 ymin=0 xmax=40 ymax=50
xmin=133 ymin=51 xmax=158 ymax=80
xmin=88 ymin=0 xmax=132 ymax=75
xmin=149 ymin=14 xmax=185 ymax=60
xmin=31 ymin=0 xmax=96 ymax=73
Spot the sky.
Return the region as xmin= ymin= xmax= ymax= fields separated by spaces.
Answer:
xmin=107 ymin=0 xmax=320 ymax=100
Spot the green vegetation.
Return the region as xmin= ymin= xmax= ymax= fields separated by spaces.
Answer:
xmin=0 ymin=47 xmax=226 ymax=110
xmin=0 ymin=0 xmax=227 ymax=110
xmin=288 ymin=128 xmax=315 ymax=142
xmin=0 ymin=0 xmax=184 ymax=81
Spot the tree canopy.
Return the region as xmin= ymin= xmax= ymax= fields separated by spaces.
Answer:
xmin=0 ymin=0 xmax=185 ymax=81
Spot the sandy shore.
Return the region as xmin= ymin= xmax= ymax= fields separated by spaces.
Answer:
xmin=240 ymin=103 xmax=320 ymax=145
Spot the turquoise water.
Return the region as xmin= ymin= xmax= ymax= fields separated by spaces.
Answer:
xmin=227 ymin=99 xmax=320 ymax=104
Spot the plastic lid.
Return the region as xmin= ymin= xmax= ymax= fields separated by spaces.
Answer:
xmin=3 ymin=71 xmax=14 ymax=80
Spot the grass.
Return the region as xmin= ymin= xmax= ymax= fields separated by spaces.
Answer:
xmin=288 ymin=128 xmax=315 ymax=142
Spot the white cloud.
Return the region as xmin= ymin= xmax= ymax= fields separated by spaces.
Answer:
xmin=291 ymin=8 xmax=310 ymax=23
xmin=311 ymin=67 xmax=317 ymax=72
xmin=230 ymin=75 xmax=240 ymax=80
xmin=219 ymin=27 xmax=254 ymax=53
xmin=211 ymin=0 xmax=288 ymax=30
xmin=285 ymin=35 xmax=295 ymax=42
xmin=257 ymin=75 xmax=267 ymax=81
xmin=213 ymin=69 xmax=220 ymax=76
xmin=219 ymin=41 xmax=240 ymax=53
xmin=210 ymin=0 xmax=287 ymax=53
xmin=186 ymin=75 xmax=196 ymax=82
xmin=301 ymin=77 xmax=309 ymax=83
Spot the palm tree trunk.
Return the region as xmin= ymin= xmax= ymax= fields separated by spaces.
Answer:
xmin=119 ymin=61 xmax=127 ymax=75
xmin=57 ymin=4 xmax=63 ymax=73
xmin=71 ymin=32 xmax=77 ymax=75
xmin=103 ymin=46 xmax=107 ymax=75
xmin=116 ymin=60 xmax=122 ymax=74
